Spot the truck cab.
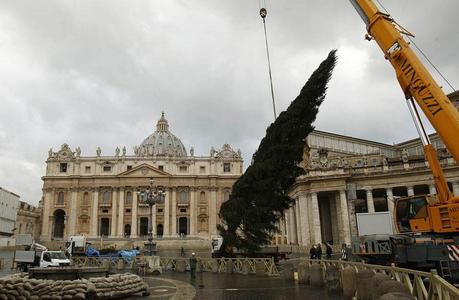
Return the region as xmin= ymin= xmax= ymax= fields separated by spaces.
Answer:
xmin=39 ymin=251 xmax=71 ymax=268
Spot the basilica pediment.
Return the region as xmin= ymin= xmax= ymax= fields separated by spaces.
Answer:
xmin=119 ymin=163 xmax=170 ymax=177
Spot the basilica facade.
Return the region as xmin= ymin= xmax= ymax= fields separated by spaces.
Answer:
xmin=40 ymin=113 xmax=243 ymax=242
xmin=285 ymin=91 xmax=459 ymax=249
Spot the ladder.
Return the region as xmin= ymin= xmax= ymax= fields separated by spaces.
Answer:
xmin=440 ymin=260 xmax=452 ymax=279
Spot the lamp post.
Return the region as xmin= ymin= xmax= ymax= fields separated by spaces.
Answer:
xmin=138 ymin=178 xmax=165 ymax=256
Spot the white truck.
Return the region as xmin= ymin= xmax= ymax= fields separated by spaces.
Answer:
xmin=65 ymin=235 xmax=88 ymax=256
xmin=352 ymin=211 xmax=395 ymax=264
xmin=15 ymin=237 xmax=71 ymax=271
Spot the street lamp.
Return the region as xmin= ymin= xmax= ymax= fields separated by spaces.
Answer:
xmin=137 ymin=178 xmax=166 ymax=256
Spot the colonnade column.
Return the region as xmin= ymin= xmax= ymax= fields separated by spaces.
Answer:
xmin=453 ymin=182 xmax=459 ymax=197
xmin=386 ymin=188 xmax=394 ymax=215
xmin=90 ymin=188 xmax=99 ymax=238
xmin=171 ymin=188 xmax=177 ymax=237
xmin=385 ymin=187 xmax=396 ymax=233
xmin=190 ymin=188 xmax=196 ymax=236
xmin=69 ymin=188 xmax=78 ymax=236
xmin=209 ymin=188 xmax=217 ymax=235
xmin=41 ymin=189 xmax=52 ymax=241
xmin=131 ymin=190 xmax=138 ymax=238
xmin=117 ymin=188 xmax=125 ymax=238
xmin=298 ymin=194 xmax=310 ymax=246
xmin=110 ymin=189 xmax=118 ymax=238
xmin=339 ymin=190 xmax=351 ymax=245
xmin=310 ymin=192 xmax=322 ymax=244
xmin=294 ymin=198 xmax=303 ymax=245
xmin=407 ymin=186 xmax=415 ymax=196
xmin=366 ymin=189 xmax=375 ymax=213
xmin=289 ymin=208 xmax=297 ymax=244
xmin=164 ymin=188 xmax=170 ymax=236
xmin=284 ymin=212 xmax=290 ymax=244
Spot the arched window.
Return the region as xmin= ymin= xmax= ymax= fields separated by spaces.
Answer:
xmin=125 ymin=191 xmax=132 ymax=205
xmin=103 ymin=191 xmax=111 ymax=204
xmin=57 ymin=191 xmax=65 ymax=205
xmin=83 ymin=192 xmax=89 ymax=206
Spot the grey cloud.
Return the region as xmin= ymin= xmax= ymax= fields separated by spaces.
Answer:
xmin=0 ymin=0 xmax=458 ymax=204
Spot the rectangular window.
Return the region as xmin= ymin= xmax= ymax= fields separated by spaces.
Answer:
xmin=127 ymin=165 xmax=132 ymax=171
xmin=85 ymin=166 xmax=91 ymax=173
xmin=158 ymin=208 xmax=163 ymax=213
xmin=103 ymin=165 xmax=112 ymax=172
xmin=180 ymin=208 xmax=187 ymax=213
xmin=102 ymin=209 xmax=109 ymax=213
xmin=200 ymin=166 xmax=205 ymax=173
xmin=179 ymin=166 xmax=187 ymax=172
xmin=223 ymin=163 xmax=231 ymax=172
xmin=60 ymin=163 xmax=68 ymax=173
xmin=125 ymin=209 xmax=131 ymax=213
xmin=158 ymin=165 xmax=164 ymax=171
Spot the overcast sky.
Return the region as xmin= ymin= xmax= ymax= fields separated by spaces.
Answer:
xmin=1 ymin=0 xmax=458 ymax=205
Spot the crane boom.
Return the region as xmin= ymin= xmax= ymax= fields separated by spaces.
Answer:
xmin=349 ymin=0 xmax=459 ymax=163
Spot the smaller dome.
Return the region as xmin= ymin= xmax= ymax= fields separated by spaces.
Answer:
xmin=138 ymin=113 xmax=187 ymax=157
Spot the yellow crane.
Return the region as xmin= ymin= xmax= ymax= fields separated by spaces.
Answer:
xmin=350 ymin=0 xmax=459 ymax=234
xmin=350 ymin=0 xmax=459 ymax=279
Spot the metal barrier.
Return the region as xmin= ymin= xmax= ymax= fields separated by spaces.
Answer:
xmin=160 ymin=257 xmax=279 ymax=276
xmin=303 ymin=259 xmax=459 ymax=300
xmin=72 ymin=256 xmax=278 ymax=276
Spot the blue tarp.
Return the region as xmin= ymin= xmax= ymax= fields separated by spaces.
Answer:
xmin=85 ymin=247 xmax=139 ymax=263
xmin=85 ymin=246 xmax=100 ymax=257
xmin=118 ymin=250 xmax=140 ymax=262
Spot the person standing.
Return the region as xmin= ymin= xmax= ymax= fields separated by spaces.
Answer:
xmin=341 ymin=243 xmax=348 ymax=261
xmin=189 ymin=252 xmax=198 ymax=278
xmin=326 ymin=243 xmax=332 ymax=259
xmin=309 ymin=245 xmax=316 ymax=259
xmin=317 ymin=244 xmax=322 ymax=259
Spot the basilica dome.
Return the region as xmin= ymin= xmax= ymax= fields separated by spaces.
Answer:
xmin=137 ymin=113 xmax=187 ymax=157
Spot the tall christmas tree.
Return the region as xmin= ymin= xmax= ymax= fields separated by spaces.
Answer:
xmin=218 ymin=50 xmax=337 ymax=254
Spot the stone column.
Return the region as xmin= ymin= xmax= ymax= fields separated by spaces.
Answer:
xmin=429 ymin=184 xmax=437 ymax=195
xmin=298 ymin=193 xmax=310 ymax=246
xmin=41 ymin=189 xmax=52 ymax=241
xmin=190 ymin=188 xmax=196 ymax=236
xmin=339 ymin=190 xmax=351 ymax=245
xmin=385 ymin=187 xmax=396 ymax=233
xmin=131 ymin=190 xmax=138 ymax=238
xmin=289 ymin=208 xmax=297 ymax=244
xmin=285 ymin=212 xmax=290 ymax=244
xmin=164 ymin=188 xmax=170 ymax=236
xmin=310 ymin=192 xmax=322 ymax=244
xmin=210 ymin=188 xmax=217 ymax=235
xmin=453 ymin=182 xmax=459 ymax=197
xmin=386 ymin=188 xmax=394 ymax=214
xmin=117 ymin=188 xmax=125 ymax=238
xmin=171 ymin=188 xmax=177 ymax=237
xmin=151 ymin=202 xmax=157 ymax=237
xmin=366 ymin=189 xmax=375 ymax=213
xmin=69 ymin=189 xmax=78 ymax=236
xmin=407 ymin=186 xmax=415 ymax=196
xmin=295 ymin=198 xmax=303 ymax=245
xmin=110 ymin=189 xmax=118 ymax=238
xmin=90 ymin=188 xmax=99 ymax=238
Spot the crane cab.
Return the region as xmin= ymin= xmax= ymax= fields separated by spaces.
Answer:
xmin=395 ymin=195 xmax=459 ymax=234
xmin=395 ymin=195 xmax=431 ymax=233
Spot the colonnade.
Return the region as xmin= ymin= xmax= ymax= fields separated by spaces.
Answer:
xmin=286 ymin=181 xmax=459 ymax=248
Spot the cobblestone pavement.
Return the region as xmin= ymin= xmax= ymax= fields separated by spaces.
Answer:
xmin=137 ymin=272 xmax=343 ymax=300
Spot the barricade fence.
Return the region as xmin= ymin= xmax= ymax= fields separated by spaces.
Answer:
xmin=71 ymin=256 xmax=279 ymax=276
xmin=302 ymin=258 xmax=459 ymax=300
